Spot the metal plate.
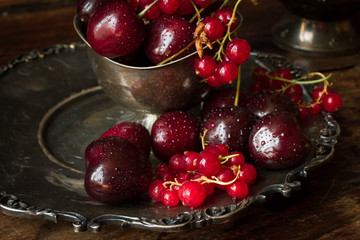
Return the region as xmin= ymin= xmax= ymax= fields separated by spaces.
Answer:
xmin=0 ymin=43 xmax=340 ymax=232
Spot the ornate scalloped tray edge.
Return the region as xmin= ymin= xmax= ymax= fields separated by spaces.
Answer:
xmin=0 ymin=42 xmax=340 ymax=232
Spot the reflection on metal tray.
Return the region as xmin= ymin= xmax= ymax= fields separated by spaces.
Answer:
xmin=0 ymin=43 xmax=340 ymax=232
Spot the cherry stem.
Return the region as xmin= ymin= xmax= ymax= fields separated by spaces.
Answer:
xmin=137 ymin=0 xmax=159 ymax=19
xmin=234 ymin=65 xmax=241 ymax=107
xmin=156 ymin=39 xmax=196 ymax=65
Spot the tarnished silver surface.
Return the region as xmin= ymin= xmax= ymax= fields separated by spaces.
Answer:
xmin=272 ymin=0 xmax=360 ymax=57
xmin=73 ymin=15 xmax=211 ymax=114
xmin=0 ymin=43 xmax=340 ymax=232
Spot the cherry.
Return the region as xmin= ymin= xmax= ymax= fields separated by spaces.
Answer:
xmin=202 ymin=17 xmax=226 ymax=41
xmin=151 ymin=111 xmax=200 ymax=162
xmin=322 ymin=92 xmax=343 ymax=112
xmin=176 ymin=0 xmax=193 ymax=15
xmin=158 ymin=0 xmax=181 ymax=14
xmin=201 ymin=106 xmax=256 ymax=154
xmin=179 ymin=181 xmax=206 ymax=208
xmin=194 ymin=55 xmax=217 ymax=78
xmin=200 ymin=88 xmax=247 ymax=119
xmin=144 ymin=14 xmax=195 ymax=64
xmin=226 ymin=179 xmax=248 ymax=199
xmin=87 ymin=1 xmax=145 ymax=58
xmin=84 ymin=137 xmax=152 ymax=203
xmin=215 ymin=7 xmax=238 ymax=32
xmin=214 ymin=61 xmax=239 ymax=85
xmin=249 ymin=112 xmax=312 ymax=169
xmin=224 ymin=38 xmax=251 ymax=65
xmin=139 ymin=0 xmax=161 ymax=20
xmin=100 ymin=122 xmax=151 ymax=157
xmin=193 ymin=0 xmax=212 ymax=8
xmin=244 ymin=90 xmax=299 ymax=119
xmin=77 ymin=0 xmax=115 ymax=25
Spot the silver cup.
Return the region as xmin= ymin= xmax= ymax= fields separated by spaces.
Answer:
xmin=73 ymin=15 xmax=211 ymax=115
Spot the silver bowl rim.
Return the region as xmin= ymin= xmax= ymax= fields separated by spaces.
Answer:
xmin=73 ymin=12 xmax=243 ymax=70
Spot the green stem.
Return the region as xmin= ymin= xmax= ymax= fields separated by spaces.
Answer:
xmin=137 ymin=0 xmax=159 ymax=19
xmin=234 ymin=65 xmax=241 ymax=106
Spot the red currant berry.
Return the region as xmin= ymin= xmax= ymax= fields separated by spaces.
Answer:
xmin=148 ymin=179 xmax=166 ymax=202
xmin=308 ymin=101 xmax=323 ymax=115
xmin=169 ymin=154 xmax=184 ymax=172
xmin=322 ymin=92 xmax=343 ymax=112
xmin=215 ymin=7 xmax=238 ymax=32
xmin=274 ymin=67 xmax=292 ymax=80
xmin=202 ymin=145 xmax=222 ymax=157
xmin=215 ymin=144 xmax=229 ymax=156
xmin=162 ymin=189 xmax=180 ymax=207
xmin=252 ymin=67 xmax=269 ymax=85
xmin=182 ymin=151 xmax=199 ymax=172
xmin=176 ymin=0 xmax=193 ymax=15
xmin=312 ymin=86 xmax=332 ymax=102
xmin=238 ymin=163 xmax=257 ymax=186
xmin=214 ymin=167 xmax=235 ymax=190
xmin=197 ymin=151 xmax=221 ymax=177
xmin=179 ymin=181 xmax=206 ymax=208
xmin=156 ymin=163 xmax=175 ymax=181
xmin=285 ymin=84 xmax=303 ymax=97
xmin=298 ymin=105 xmax=309 ymax=120
xmin=225 ymin=151 xmax=245 ymax=167
xmin=193 ymin=173 xmax=215 ymax=196
xmin=215 ymin=61 xmax=238 ymax=85
xmin=249 ymin=81 xmax=265 ymax=93
xmin=226 ymin=179 xmax=248 ymax=199
xmin=202 ymin=17 xmax=226 ymax=41
xmin=206 ymin=75 xmax=223 ymax=87
xmin=129 ymin=0 xmax=140 ymax=10
xmin=225 ymin=38 xmax=251 ymax=65
xmin=194 ymin=55 xmax=217 ymax=78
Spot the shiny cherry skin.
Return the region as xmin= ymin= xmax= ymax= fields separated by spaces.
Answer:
xmin=87 ymin=1 xmax=145 ymax=58
xmin=249 ymin=112 xmax=312 ymax=169
xmin=144 ymin=14 xmax=195 ymax=64
xmin=100 ymin=122 xmax=152 ymax=157
xmin=77 ymin=0 xmax=115 ymax=25
xmin=84 ymin=137 xmax=152 ymax=203
xmin=201 ymin=106 xmax=256 ymax=154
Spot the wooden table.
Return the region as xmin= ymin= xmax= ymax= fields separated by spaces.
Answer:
xmin=1 ymin=1 xmax=359 ymax=239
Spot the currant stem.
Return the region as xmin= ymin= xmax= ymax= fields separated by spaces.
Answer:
xmin=234 ymin=65 xmax=241 ymax=107
xmin=200 ymin=129 xmax=209 ymax=150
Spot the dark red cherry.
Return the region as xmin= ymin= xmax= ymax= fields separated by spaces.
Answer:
xmin=84 ymin=137 xmax=152 ymax=203
xmin=100 ymin=122 xmax=152 ymax=157
xmin=151 ymin=111 xmax=200 ymax=162
xmin=144 ymin=14 xmax=195 ymax=64
xmin=249 ymin=112 xmax=312 ymax=169
xmin=87 ymin=1 xmax=145 ymax=58
xmin=244 ymin=90 xmax=299 ymax=119
xmin=77 ymin=0 xmax=115 ymax=25
xmin=201 ymin=106 xmax=256 ymax=154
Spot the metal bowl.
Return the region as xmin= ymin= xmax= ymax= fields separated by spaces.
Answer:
xmin=73 ymin=15 xmax=211 ymax=115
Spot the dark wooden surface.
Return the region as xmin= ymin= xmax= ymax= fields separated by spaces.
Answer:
xmin=1 ymin=1 xmax=360 ymax=239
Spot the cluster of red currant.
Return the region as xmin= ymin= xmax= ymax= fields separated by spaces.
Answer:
xmin=249 ymin=66 xmax=343 ymax=119
xmin=192 ymin=5 xmax=251 ymax=88
xmin=148 ymin=143 xmax=257 ymax=207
